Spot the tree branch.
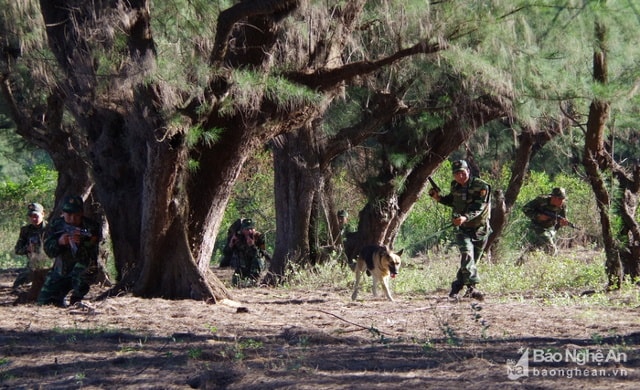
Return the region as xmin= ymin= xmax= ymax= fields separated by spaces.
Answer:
xmin=285 ymin=40 xmax=447 ymax=91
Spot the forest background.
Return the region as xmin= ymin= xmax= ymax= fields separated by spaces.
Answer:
xmin=0 ymin=0 xmax=639 ymax=299
xmin=2 ymin=1 xmax=640 ymax=388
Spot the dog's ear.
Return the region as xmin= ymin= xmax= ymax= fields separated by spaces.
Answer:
xmin=396 ymin=248 xmax=404 ymax=257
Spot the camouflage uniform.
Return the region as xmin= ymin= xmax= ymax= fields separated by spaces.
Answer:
xmin=13 ymin=203 xmax=48 ymax=289
xmin=436 ymin=161 xmax=491 ymax=297
xmin=522 ymin=188 xmax=568 ymax=256
xmin=223 ymin=219 xmax=267 ymax=286
xmin=37 ymin=196 xmax=101 ymax=306
xmin=335 ymin=210 xmax=355 ymax=266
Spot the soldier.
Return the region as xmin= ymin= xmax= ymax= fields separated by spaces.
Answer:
xmin=429 ymin=160 xmax=491 ymax=301
xmin=37 ymin=195 xmax=101 ymax=307
xmin=335 ymin=209 xmax=356 ymax=267
xmin=12 ymin=203 xmax=48 ymax=291
xmin=224 ymin=218 xmax=268 ymax=287
xmin=522 ymin=187 xmax=569 ymax=256
xmin=219 ymin=218 xmax=245 ymax=268
xmin=335 ymin=210 xmax=355 ymax=246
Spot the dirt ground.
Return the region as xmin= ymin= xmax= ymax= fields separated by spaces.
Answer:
xmin=1 ymin=266 xmax=639 ymax=390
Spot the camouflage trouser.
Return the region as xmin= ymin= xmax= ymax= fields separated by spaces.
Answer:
xmin=232 ymin=255 xmax=266 ymax=287
xmin=37 ymin=262 xmax=93 ymax=307
xmin=454 ymin=225 xmax=490 ymax=286
xmin=12 ymin=268 xmax=32 ymax=289
xmin=526 ymin=224 xmax=558 ymax=256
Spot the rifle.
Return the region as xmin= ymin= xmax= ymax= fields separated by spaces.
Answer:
xmin=540 ymin=210 xmax=578 ymax=229
xmin=57 ymin=223 xmax=93 ymax=256
xmin=428 ymin=176 xmax=442 ymax=193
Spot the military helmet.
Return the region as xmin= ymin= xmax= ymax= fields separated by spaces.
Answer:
xmin=337 ymin=210 xmax=348 ymax=218
xmin=27 ymin=202 xmax=44 ymax=216
xmin=550 ymin=187 xmax=566 ymax=199
xmin=452 ymin=160 xmax=469 ymax=173
xmin=62 ymin=195 xmax=84 ymax=213
xmin=241 ymin=218 xmax=255 ymax=230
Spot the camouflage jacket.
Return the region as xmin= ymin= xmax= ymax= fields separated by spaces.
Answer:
xmin=14 ymin=222 xmax=47 ymax=256
xmin=223 ymin=231 xmax=266 ymax=265
xmin=44 ymin=216 xmax=101 ymax=274
xmin=523 ymin=195 xmax=567 ymax=229
xmin=438 ymin=176 xmax=491 ymax=228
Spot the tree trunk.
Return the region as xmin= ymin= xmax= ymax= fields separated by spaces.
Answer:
xmin=614 ymin=164 xmax=640 ymax=279
xmin=34 ymin=1 xmax=238 ymax=301
xmin=583 ymin=22 xmax=622 ymax=289
xmin=270 ymin=131 xmax=319 ymax=278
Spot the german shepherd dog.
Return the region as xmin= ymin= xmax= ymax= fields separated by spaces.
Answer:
xmin=351 ymin=245 xmax=403 ymax=301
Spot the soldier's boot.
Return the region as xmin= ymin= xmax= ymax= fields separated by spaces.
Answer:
xmin=463 ymin=285 xmax=485 ymax=301
xmin=231 ymin=272 xmax=241 ymax=287
xmin=449 ymin=280 xmax=463 ymax=299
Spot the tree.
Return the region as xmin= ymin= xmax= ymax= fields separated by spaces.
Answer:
xmin=1 ymin=1 xmax=460 ymax=299
xmin=455 ymin=2 xmax=640 ymax=269
xmin=270 ymin=1 xmax=518 ymax=274
xmin=582 ymin=16 xmax=640 ymax=288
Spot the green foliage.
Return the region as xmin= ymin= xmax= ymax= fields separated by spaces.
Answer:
xmin=480 ymin=250 xmax=607 ymax=295
xmin=150 ymin=0 xmax=220 ymax=94
xmin=222 ymin=70 xmax=321 ymax=116
xmin=185 ymin=125 xmax=222 ymax=149
xmin=264 ymin=76 xmax=321 ymax=112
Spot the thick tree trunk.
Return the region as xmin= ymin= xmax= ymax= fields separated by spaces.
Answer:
xmin=37 ymin=1 xmax=234 ymax=301
xmin=270 ymin=131 xmax=318 ymax=278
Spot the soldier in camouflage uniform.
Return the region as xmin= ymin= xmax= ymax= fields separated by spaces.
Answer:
xmin=13 ymin=203 xmax=48 ymax=291
xmin=335 ymin=210 xmax=356 ymax=266
xmin=224 ymin=218 xmax=267 ymax=286
xmin=522 ymin=187 xmax=569 ymax=256
xmin=429 ymin=160 xmax=491 ymax=301
xmin=37 ymin=195 xmax=101 ymax=307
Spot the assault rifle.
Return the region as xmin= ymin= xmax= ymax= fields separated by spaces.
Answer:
xmin=57 ymin=223 xmax=93 ymax=256
xmin=540 ymin=210 xmax=578 ymax=229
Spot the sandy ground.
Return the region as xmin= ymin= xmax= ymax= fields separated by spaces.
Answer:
xmin=1 ymin=266 xmax=639 ymax=389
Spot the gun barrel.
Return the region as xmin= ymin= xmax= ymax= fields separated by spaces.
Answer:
xmin=428 ymin=176 xmax=441 ymax=192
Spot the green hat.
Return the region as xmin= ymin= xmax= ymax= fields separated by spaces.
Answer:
xmin=551 ymin=187 xmax=566 ymax=199
xmin=27 ymin=203 xmax=44 ymax=216
xmin=337 ymin=210 xmax=348 ymax=218
xmin=452 ymin=160 xmax=469 ymax=173
xmin=62 ymin=195 xmax=84 ymax=213
xmin=240 ymin=219 xmax=255 ymax=229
